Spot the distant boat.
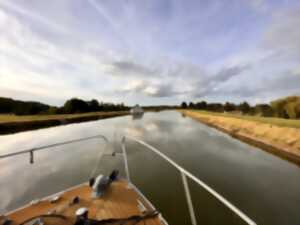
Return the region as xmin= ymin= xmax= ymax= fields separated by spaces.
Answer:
xmin=130 ymin=104 xmax=144 ymax=115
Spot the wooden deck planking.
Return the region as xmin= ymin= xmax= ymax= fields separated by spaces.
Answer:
xmin=3 ymin=180 xmax=163 ymax=225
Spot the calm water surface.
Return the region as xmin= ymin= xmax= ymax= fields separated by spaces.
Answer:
xmin=1 ymin=111 xmax=300 ymax=225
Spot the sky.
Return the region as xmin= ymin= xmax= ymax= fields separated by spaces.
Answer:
xmin=0 ymin=0 xmax=300 ymax=106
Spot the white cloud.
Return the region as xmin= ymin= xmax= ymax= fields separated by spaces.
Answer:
xmin=248 ymin=0 xmax=264 ymax=8
xmin=263 ymin=8 xmax=300 ymax=60
xmin=0 ymin=7 xmax=118 ymax=104
xmin=144 ymin=86 xmax=158 ymax=96
xmin=0 ymin=0 xmax=299 ymax=106
xmin=122 ymin=80 xmax=147 ymax=92
xmin=0 ymin=0 xmax=70 ymax=34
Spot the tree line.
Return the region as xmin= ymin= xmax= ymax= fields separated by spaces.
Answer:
xmin=181 ymin=96 xmax=300 ymax=119
xmin=1 ymin=95 xmax=299 ymax=118
xmin=0 ymin=97 xmax=129 ymax=115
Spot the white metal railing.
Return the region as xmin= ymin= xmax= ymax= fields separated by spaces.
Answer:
xmin=121 ymin=136 xmax=257 ymax=225
xmin=0 ymin=134 xmax=109 ymax=164
xmin=0 ymin=134 xmax=257 ymax=225
xmin=0 ymin=134 xmax=111 ymax=215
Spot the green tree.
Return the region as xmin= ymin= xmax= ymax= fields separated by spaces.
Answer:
xmin=47 ymin=107 xmax=59 ymax=114
xmin=295 ymin=104 xmax=300 ymax=118
xmin=189 ymin=102 xmax=195 ymax=109
xmin=63 ymin=98 xmax=89 ymax=114
xmin=181 ymin=102 xmax=187 ymax=109
xmin=271 ymin=96 xmax=300 ymax=118
xmin=224 ymin=102 xmax=236 ymax=112
xmin=238 ymin=102 xmax=251 ymax=114
xmin=89 ymin=99 xmax=100 ymax=112
xmin=207 ymin=103 xmax=224 ymax=112
xmin=255 ymin=104 xmax=274 ymax=117
xmin=195 ymin=101 xmax=207 ymax=110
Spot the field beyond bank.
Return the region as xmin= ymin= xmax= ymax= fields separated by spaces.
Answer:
xmin=182 ymin=110 xmax=300 ymax=165
xmin=0 ymin=111 xmax=129 ymax=135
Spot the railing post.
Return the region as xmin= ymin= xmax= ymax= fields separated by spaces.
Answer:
xmin=121 ymin=136 xmax=130 ymax=181
xmin=30 ymin=150 xmax=34 ymax=164
xmin=181 ymin=171 xmax=197 ymax=225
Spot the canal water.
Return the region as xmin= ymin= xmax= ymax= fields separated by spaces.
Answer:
xmin=1 ymin=111 xmax=300 ymax=225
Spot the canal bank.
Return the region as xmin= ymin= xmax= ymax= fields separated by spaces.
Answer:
xmin=0 ymin=111 xmax=129 ymax=135
xmin=182 ymin=110 xmax=300 ymax=166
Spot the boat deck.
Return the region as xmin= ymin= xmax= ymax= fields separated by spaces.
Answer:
xmin=2 ymin=180 xmax=164 ymax=225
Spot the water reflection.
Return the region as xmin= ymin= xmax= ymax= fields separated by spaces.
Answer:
xmin=0 ymin=111 xmax=300 ymax=225
xmin=132 ymin=112 xmax=144 ymax=120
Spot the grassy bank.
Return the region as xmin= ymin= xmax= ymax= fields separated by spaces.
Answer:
xmin=0 ymin=111 xmax=129 ymax=135
xmin=182 ymin=110 xmax=300 ymax=166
